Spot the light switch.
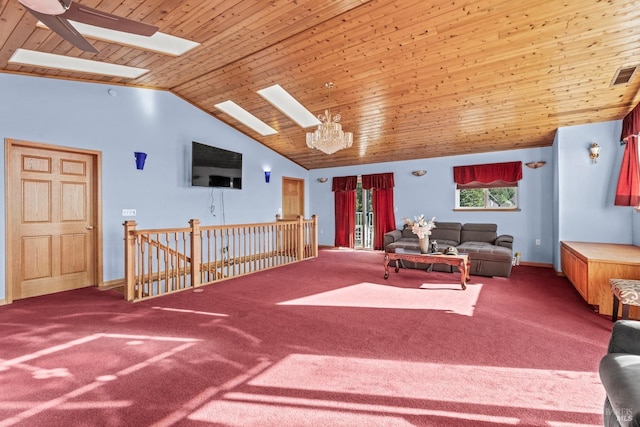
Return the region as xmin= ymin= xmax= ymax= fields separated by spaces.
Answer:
xmin=122 ymin=209 xmax=137 ymax=216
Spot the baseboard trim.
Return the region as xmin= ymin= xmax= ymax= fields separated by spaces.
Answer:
xmin=100 ymin=279 xmax=124 ymax=290
xmin=519 ymin=261 xmax=554 ymax=268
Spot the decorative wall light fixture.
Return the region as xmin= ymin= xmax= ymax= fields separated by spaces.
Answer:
xmin=305 ymin=82 xmax=353 ymax=155
xmin=589 ymin=143 xmax=601 ymax=163
xmin=134 ymin=152 xmax=147 ymax=170
xmin=525 ymin=161 xmax=546 ymax=169
xmin=411 ymin=170 xmax=427 ymax=177
xmin=317 ymin=177 xmax=328 ymax=183
xmin=264 ymin=170 xmax=271 ymax=183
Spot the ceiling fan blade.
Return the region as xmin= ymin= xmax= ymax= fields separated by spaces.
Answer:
xmin=64 ymin=2 xmax=158 ymax=37
xmin=24 ymin=5 xmax=98 ymax=53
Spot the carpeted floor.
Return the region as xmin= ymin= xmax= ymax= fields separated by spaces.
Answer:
xmin=0 ymin=248 xmax=612 ymax=426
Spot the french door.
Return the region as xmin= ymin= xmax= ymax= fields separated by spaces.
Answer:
xmin=355 ymin=179 xmax=373 ymax=249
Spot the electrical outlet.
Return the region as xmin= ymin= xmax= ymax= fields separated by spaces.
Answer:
xmin=122 ymin=209 xmax=137 ymax=216
xmin=535 ymin=239 xmax=541 ymax=246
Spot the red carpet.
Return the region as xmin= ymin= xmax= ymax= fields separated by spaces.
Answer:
xmin=0 ymin=248 xmax=612 ymax=426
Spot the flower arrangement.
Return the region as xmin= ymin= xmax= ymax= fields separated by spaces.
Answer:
xmin=403 ymin=215 xmax=436 ymax=239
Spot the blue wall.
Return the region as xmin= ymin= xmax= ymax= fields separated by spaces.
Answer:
xmin=1 ymin=73 xmax=637 ymax=302
xmin=0 ymin=74 xmax=307 ymax=299
xmin=554 ymin=121 xmax=633 ymax=269
xmin=309 ymin=147 xmax=554 ymax=264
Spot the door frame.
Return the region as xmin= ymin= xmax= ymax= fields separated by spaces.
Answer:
xmin=5 ymin=138 xmax=103 ymax=304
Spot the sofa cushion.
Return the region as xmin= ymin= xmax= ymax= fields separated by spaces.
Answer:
xmin=599 ymin=353 xmax=640 ymax=426
xmin=461 ymin=223 xmax=498 ymax=244
xmin=457 ymin=241 xmax=512 ymax=262
xmin=401 ymin=225 xmax=416 ymax=239
xmin=431 ymin=222 xmax=462 ymax=245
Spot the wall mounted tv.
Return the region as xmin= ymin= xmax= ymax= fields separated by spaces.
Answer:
xmin=191 ymin=141 xmax=243 ymax=189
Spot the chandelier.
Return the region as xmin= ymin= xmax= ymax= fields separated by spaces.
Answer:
xmin=306 ymin=82 xmax=353 ymax=155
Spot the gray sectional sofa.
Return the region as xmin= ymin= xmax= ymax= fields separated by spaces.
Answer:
xmin=383 ymin=222 xmax=514 ymax=277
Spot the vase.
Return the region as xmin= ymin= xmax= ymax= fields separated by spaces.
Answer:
xmin=419 ymin=237 xmax=430 ymax=254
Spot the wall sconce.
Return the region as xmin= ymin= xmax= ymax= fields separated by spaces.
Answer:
xmin=525 ymin=161 xmax=546 ymax=169
xmin=411 ymin=170 xmax=427 ymax=177
xmin=264 ymin=171 xmax=271 ymax=183
xmin=134 ymin=152 xmax=147 ymax=170
xmin=317 ymin=177 xmax=328 ymax=183
xmin=589 ymin=143 xmax=601 ymax=163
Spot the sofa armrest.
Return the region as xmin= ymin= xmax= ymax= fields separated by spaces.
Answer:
xmin=383 ymin=230 xmax=402 ymax=250
xmin=495 ymin=234 xmax=514 ymax=249
xmin=608 ymin=320 xmax=640 ymax=355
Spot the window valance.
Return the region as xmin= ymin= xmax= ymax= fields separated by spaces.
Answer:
xmin=453 ymin=161 xmax=522 ymax=189
xmin=621 ymin=102 xmax=640 ymax=143
xmin=332 ymin=176 xmax=358 ymax=192
xmin=362 ymin=173 xmax=394 ymax=190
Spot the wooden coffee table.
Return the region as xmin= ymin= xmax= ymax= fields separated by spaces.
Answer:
xmin=384 ymin=248 xmax=470 ymax=290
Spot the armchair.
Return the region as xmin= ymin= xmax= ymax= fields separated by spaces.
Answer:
xmin=599 ymin=320 xmax=640 ymax=426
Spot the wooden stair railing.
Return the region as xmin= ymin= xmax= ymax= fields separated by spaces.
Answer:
xmin=124 ymin=216 xmax=317 ymax=302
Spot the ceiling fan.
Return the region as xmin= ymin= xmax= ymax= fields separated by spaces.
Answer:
xmin=18 ymin=0 xmax=159 ymax=53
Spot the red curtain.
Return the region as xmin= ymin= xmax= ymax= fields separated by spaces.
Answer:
xmin=453 ymin=161 xmax=523 ymax=189
xmin=362 ymin=173 xmax=396 ymax=250
xmin=332 ymin=176 xmax=357 ymax=247
xmin=614 ymin=136 xmax=640 ymax=206
xmin=615 ymin=103 xmax=640 ymax=206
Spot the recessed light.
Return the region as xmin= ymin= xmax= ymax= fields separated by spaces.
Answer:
xmin=257 ymin=84 xmax=321 ymax=128
xmin=37 ymin=21 xmax=200 ymax=56
xmin=9 ymin=49 xmax=148 ymax=78
xmin=214 ymin=101 xmax=277 ymax=136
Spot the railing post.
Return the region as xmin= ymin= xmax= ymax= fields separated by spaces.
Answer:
xmin=296 ymin=215 xmax=304 ymax=260
xmin=312 ymin=214 xmax=318 ymax=257
xmin=190 ymin=219 xmax=201 ymax=287
xmin=124 ymin=220 xmax=137 ymax=302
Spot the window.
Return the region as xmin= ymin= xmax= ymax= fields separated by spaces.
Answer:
xmin=453 ymin=161 xmax=522 ymax=211
xmin=456 ymin=186 xmax=518 ymax=210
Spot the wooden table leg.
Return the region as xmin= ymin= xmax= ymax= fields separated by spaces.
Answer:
xmin=459 ymin=259 xmax=468 ymax=290
xmin=384 ymin=254 xmax=390 ymax=279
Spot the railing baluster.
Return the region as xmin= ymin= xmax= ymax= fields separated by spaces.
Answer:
xmin=123 ymin=216 xmax=318 ymax=301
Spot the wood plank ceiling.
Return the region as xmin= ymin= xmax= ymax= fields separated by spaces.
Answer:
xmin=2 ymin=0 xmax=640 ymax=170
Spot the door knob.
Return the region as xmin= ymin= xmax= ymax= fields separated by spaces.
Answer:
xmin=86 ymin=225 xmax=94 ymax=230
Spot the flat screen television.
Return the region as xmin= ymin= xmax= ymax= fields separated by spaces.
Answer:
xmin=191 ymin=141 xmax=243 ymax=189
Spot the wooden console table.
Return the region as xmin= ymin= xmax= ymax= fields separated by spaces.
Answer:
xmin=384 ymin=248 xmax=470 ymax=290
xmin=561 ymin=241 xmax=640 ymax=320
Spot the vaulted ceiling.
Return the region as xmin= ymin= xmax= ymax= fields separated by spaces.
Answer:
xmin=2 ymin=0 xmax=640 ymax=170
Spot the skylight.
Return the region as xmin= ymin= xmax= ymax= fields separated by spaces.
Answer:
xmin=214 ymin=101 xmax=277 ymax=136
xmin=9 ymin=49 xmax=148 ymax=79
xmin=257 ymin=84 xmax=321 ymax=128
xmin=36 ymin=21 xmax=200 ymax=56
